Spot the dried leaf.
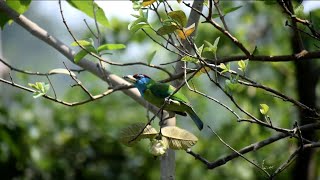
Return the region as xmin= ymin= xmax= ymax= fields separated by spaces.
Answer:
xmin=161 ymin=126 xmax=198 ymax=150
xmin=119 ymin=123 xmax=158 ymax=146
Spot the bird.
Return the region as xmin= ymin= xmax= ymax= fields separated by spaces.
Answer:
xmin=123 ymin=74 xmax=203 ymax=130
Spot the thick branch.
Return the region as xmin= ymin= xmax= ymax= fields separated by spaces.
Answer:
xmin=0 ymin=0 xmax=164 ymax=116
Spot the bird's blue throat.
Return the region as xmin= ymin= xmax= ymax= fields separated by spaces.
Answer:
xmin=134 ymin=77 xmax=151 ymax=96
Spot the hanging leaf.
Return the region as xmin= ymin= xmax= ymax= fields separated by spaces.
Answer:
xmin=66 ymin=0 xmax=109 ymax=28
xmin=157 ymin=25 xmax=178 ymax=35
xmin=130 ymin=23 xmax=151 ymax=33
xmin=119 ymin=123 xmax=158 ymax=146
xmin=49 ymin=68 xmax=76 ymax=77
xmin=168 ymin=10 xmax=187 ymax=27
xmin=260 ymin=104 xmax=269 ymax=115
xmin=161 ymin=126 xmax=198 ymax=150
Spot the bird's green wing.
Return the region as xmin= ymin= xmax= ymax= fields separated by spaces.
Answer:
xmin=148 ymin=82 xmax=190 ymax=104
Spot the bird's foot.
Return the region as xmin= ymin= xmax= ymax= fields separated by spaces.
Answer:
xmin=164 ymin=97 xmax=173 ymax=104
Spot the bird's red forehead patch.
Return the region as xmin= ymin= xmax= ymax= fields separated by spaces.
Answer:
xmin=133 ymin=74 xmax=150 ymax=79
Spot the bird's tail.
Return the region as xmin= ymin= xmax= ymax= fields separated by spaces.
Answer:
xmin=186 ymin=108 xmax=204 ymax=130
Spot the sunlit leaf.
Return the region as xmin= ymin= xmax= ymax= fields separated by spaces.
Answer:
xmin=161 ymin=126 xmax=198 ymax=150
xmin=260 ymin=104 xmax=269 ymax=115
xmin=66 ymin=0 xmax=109 ymax=28
xmin=218 ymin=63 xmax=230 ymax=73
xmin=49 ymin=68 xmax=76 ymax=77
xmin=237 ymin=60 xmax=247 ymax=72
xmin=119 ymin=123 xmax=158 ymax=146
xmin=168 ymin=10 xmax=187 ymax=27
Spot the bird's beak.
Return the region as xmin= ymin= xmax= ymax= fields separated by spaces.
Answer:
xmin=123 ymin=75 xmax=137 ymax=83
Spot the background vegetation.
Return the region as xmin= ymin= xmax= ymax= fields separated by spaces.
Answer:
xmin=0 ymin=0 xmax=319 ymax=179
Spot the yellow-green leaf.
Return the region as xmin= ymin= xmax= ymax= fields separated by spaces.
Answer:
xmin=260 ymin=104 xmax=269 ymax=115
xmin=161 ymin=126 xmax=198 ymax=150
xmin=71 ymin=40 xmax=92 ymax=47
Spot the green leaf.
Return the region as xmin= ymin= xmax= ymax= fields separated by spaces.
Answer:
xmin=294 ymin=4 xmax=304 ymax=18
xmin=28 ymin=82 xmax=50 ymax=98
xmin=128 ymin=16 xmax=148 ymax=30
xmin=49 ymin=68 xmax=76 ymax=77
xmin=73 ymin=45 xmax=97 ymax=63
xmin=237 ymin=60 xmax=247 ymax=72
xmin=71 ymin=40 xmax=92 ymax=47
xmin=97 ymin=44 xmax=126 ymax=52
xmin=129 ymin=23 xmax=151 ymax=33
xmin=66 ymin=0 xmax=110 ymax=28
xmin=157 ymin=25 xmax=178 ymax=35
xmin=0 ymin=0 xmax=32 ymax=29
xmin=119 ymin=123 xmax=158 ymax=146
xmin=252 ymin=46 xmax=259 ymax=56
xmin=260 ymin=104 xmax=269 ymax=115
xmin=147 ymin=51 xmax=156 ymax=65
xmin=204 ymin=37 xmax=220 ymax=54
xmin=181 ymin=56 xmax=199 ymax=63
xmin=168 ymin=10 xmax=187 ymax=27
xmin=224 ymin=6 xmax=242 ymax=15
xmin=195 ymin=44 xmax=204 ymax=56
xmin=218 ymin=63 xmax=230 ymax=73
xmin=161 ymin=126 xmax=198 ymax=150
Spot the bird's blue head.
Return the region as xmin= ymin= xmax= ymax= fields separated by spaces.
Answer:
xmin=123 ymin=74 xmax=152 ymax=96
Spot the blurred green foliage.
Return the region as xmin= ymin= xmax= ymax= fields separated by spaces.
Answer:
xmin=1 ymin=1 xmax=319 ymax=180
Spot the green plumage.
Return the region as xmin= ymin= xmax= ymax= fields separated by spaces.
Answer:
xmin=143 ymin=78 xmax=203 ymax=130
xmin=124 ymin=74 xmax=204 ymax=130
